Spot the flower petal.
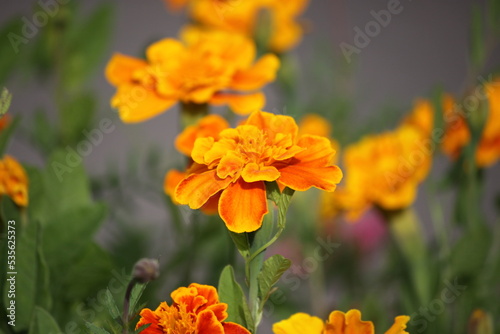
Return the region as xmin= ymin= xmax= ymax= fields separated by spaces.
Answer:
xmin=241 ymin=163 xmax=280 ymax=182
xmin=295 ymin=135 xmax=336 ymax=166
xmin=384 ymin=315 xmax=410 ymax=334
xmin=105 ymin=53 xmax=147 ymax=86
xmin=231 ymin=54 xmax=280 ymax=91
xmin=277 ymin=165 xmax=342 ymax=192
xmin=211 ymin=92 xmax=265 ymax=115
xmin=175 ymin=115 xmax=229 ymax=156
xmin=111 ymin=84 xmax=176 ymax=123
xmin=146 ymin=38 xmax=185 ymax=64
xmin=175 ymin=169 xmax=233 ymax=209
xmin=217 ymin=152 xmax=245 ymax=179
xmin=196 ymin=310 xmax=225 ymax=334
xmin=272 ymin=313 xmax=324 ymax=334
xmin=223 ymin=322 xmax=251 ymax=334
xmin=164 ymin=169 xmax=186 ymax=203
xmin=219 ymin=179 xmax=268 ymax=233
xmin=245 ymin=111 xmax=298 ymax=142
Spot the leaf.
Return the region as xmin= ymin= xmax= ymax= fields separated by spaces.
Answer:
xmin=470 ymin=5 xmax=485 ymax=69
xmin=134 ymin=324 xmax=151 ymax=333
xmin=0 ymin=87 xmax=12 ymax=116
xmin=85 ymin=322 xmax=111 ymax=334
xmin=32 ymin=109 xmax=58 ymax=155
xmin=28 ymin=307 xmax=61 ymax=334
xmin=129 ymin=283 xmax=148 ymax=317
xmin=257 ymin=254 xmax=291 ymax=310
xmin=0 ymin=115 xmax=20 ymax=157
xmin=451 ymin=226 xmax=492 ymax=276
xmin=2 ymin=220 xmax=39 ymax=330
xmin=104 ymin=289 xmax=120 ymax=320
xmin=218 ymin=265 xmax=254 ymax=332
xmin=228 ymin=231 xmax=251 ymax=258
xmin=62 ymin=3 xmax=114 ymax=90
xmin=60 ymin=92 xmax=97 ymax=146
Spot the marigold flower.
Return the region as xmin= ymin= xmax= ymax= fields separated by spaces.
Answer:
xmin=298 ymin=113 xmax=340 ymax=164
xmin=402 ymin=99 xmax=434 ymax=137
xmin=186 ymin=0 xmax=309 ymax=52
xmin=0 ymin=155 xmax=29 ymax=207
xmin=174 ymin=110 xmax=342 ymax=233
xmin=327 ymin=125 xmax=430 ymax=220
xmin=136 ymin=283 xmax=250 ymax=334
xmin=272 ymin=309 xmax=410 ymax=334
xmin=442 ymin=81 xmax=500 ymax=167
xmin=105 ymin=28 xmax=279 ymax=123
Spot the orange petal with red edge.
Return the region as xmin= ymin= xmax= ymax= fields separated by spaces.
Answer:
xmin=231 ymin=54 xmax=280 ymax=91
xmin=277 ymin=165 xmax=342 ymax=192
xmin=295 ymin=135 xmax=336 ymax=166
xmin=111 ymin=84 xmax=176 ymax=123
xmin=105 ymin=53 xmax=147 ymax=86
xmin=223 ymin=322 xmax=251 ymax=334
xmin=196 ymin=310 xmax=225 ymax=334
xmin=164 ymin=169 xmax=186 ymax=201
xmin=175 ymin=170 xmax=233 ymax=209
xmin=219 ymin=179 xmax=268 ymax=233
xmin=241 ymin=163 xmax=280 ymax=182
xmin=211 ymin=92 xmax=265 ymax=115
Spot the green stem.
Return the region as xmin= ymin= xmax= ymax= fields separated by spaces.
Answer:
xmin=180 ymin=102 xmax=208 ymax=129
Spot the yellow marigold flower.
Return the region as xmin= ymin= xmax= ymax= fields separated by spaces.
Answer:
xmin=136 ymin=283 xmax=250 ymax=334
xmin=187 ymin=0 xmax=309 ymax=53
xmin=298 ymin=113 xmax=340 ymax=164
xmin=443 ymin=81 xmax=500 ymax=167
xmin=273 ymin=309 xmax=410 ymax=334
xmin=105 ymin=28 xmax=279 ymax=123
xmin=0 ymin=155 xmax=29 ymax=207
xmin=174 ymin=110 xmax=342 ymax=233
xmin=402 ymin=99 xmax=434 ymax=137
xmin=331 ymin=125 xmax=430 ymax=220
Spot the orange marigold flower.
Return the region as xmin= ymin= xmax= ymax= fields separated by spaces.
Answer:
xmin=176 ymin=114 xmax=230 ymax=156
xmin=0 ymin=155 xmax=29 ymax=207
xmin=298 ymin=113 xmax=340 ymax=164
xmin=329 ymin=125 xmax=430 ymax=220
xmin=187 ymin=0 xmax=309 ymax=52
xmin=174 ymin=110 xmax=342 ymax=233
xmin=402 ymin=99 xmax=434 ymax=137
xmin=273 ymin=309 xmax=410 ymax=334
xmin=442 ymin=81 xmax=500 ymax=167
xmin=136 ymin=283 xmax=250 ymax=334
xmin=105 ymin=28 xmax=279 ymax=123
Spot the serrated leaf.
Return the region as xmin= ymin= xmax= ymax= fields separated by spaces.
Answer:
xmin=129 ymin=283 xmax=148 ymax=317
xmin=28 ymin=307 xmax=61 ymax=334
xmin=257 ymin=254 xmax=291 ymax=310
xmin=85 ymin=322 xmax=111 ymax=334
xmin=218 ymin=266 xmax=254 ymax=332
xmin=104 ymin=289 xmax=120 ymax=320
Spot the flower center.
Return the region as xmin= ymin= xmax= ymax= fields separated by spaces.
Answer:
xmin=157 ymin=303 xmax=196 ymax=334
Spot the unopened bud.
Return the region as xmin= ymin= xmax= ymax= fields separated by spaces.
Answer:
xmin=132 ymin=258 xmax=159 ymax=284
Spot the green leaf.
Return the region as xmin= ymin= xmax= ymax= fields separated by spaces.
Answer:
xmin=2 ymin=220 xmax=39 ymax=330
xmin=32 ymin=109 xmax=58 ymax=155
xmin=85 ymin=322 xmax=111 ymax=334
xmin=488 ymin=0 xmax=500 ymax=32
xmin=0 ymin=18 xmax=23 ymax=83
xmin=228 ymin=231 xmax=251 ymax=258
xmin=0 ymin=88 xmax=12 ymax=116
xmin=134 ymin=324 xmax=151 ymax=333
xmin=104 ymin=289 xmax=120 ymax=320
xmin=470 ymin=5 xmax=485 ymax=69
xmin=257 ymin=254 xmax=291 ymax=310
xmin=451 ymin=226 xmax=492 ymax=276
xmin=129 ymin=283 xmax=148 ymax=317
xmin=0 ymin=116 xmax=20 ymax=157
xmin=60 ymin=93 xmax=97 ymax=146
xmin=43 ymin=204 xmax=107 ymax=270
xmin=28 ymin=307 xmax=61 ymax=334
xmin=218 ymin=265 xmax=254 ymax=332
xmin=62 ymin=3 xmax=114 ymax=90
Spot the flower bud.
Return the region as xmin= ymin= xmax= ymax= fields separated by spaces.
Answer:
xmin=132 ymin=258 xmax=159 ymax=284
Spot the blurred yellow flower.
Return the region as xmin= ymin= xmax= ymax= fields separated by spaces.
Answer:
xmin=136 ymin=283 xmax=250 ymax=334
xmin=443 ymin=81 xmax=500 ymax=167
xmin=273 ymin=309 xmax=410 ymax=334
xmin=174 ymin=110 xmax=342 ymax=233
xmin=0 ymin=155 xmax=29 ymax=207
xmin=298 ymin=113 xmax=340 ymax=164
xmin=105 ymin=27 xmax=279 ymax=122
xmin=181 ymin=0 xmax=309 ymax=53
xmin=326 ymin=124 xmax=431 ymax=220
xmin=402 ymin=99 xmax=434 ymax=137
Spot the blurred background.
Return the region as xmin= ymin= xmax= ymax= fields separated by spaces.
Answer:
xmin=1 ymin=0 xmax=500 ymax=333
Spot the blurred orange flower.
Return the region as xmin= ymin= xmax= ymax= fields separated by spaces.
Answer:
xmin=175 ymin=110 xmax=342 ymax=233
xmin=443 ymin=81 xmax=500 ymax=167
xmin=105 ymin=28 xmax=279 ymax=122
xmin=0 ymin=155 xmax=29 ymax=207
xmin=179 ymin=0 xmax=309 ymax=53
xmin=0 ymin=115 xmax=11 ymax=131
xmin=327 ymin=124 xmax=431 ymax=220
xmin=402 ymin=99 xmax=434 ymax=137
xmin=273 ymin=309 xmax=410 ymax=334
xmin=298 ymin=113 xmax=340 ymax=164
xmin=136 ymin=283 xmax=250 ymax=334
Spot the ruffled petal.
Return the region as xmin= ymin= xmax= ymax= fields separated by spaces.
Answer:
xmin=175 ymin=170 xmax=233 ymax=209
xmin=277 ymin=164 xmax=342 ymax=192
xmin=146 ymin=38 xmax=185 ymax=64
xmin=192 ymin=137 xmax=216 ymax=164
xmin=175 ymin=114 xmax=229 ymax=156
xmin=111 ymin=84 xmax=176 ymax=123
xmin=241 ymin=163 xmax=280 ymax=182
xmin=211 ymin=92 xmax=265 ymax=115
xmin=217 ymin=152 xmax=245 ymax=179
xmin=135 ymin=307 xmax=162 ymax=334
xmin=223 ymin=322 xmax=251 ymax=334
xmin=105 ymin=53 xmax=147 ymax=86
xmin=164 ymin=169 xmax=186 ymax=202
xmin=384 ymin=315 xmax=410 ymax=334
xmin=245 ymin=111 xmax=298 ymax=142
xmin=344 ymin=309 xmax=374 ymax=334
xmin=230 ymin=54 xmax=280 ymax=91
xmin=219 ymin=179 xmax=268 ymax=233
xmin=294 ymin=135 xmax=337 ymax=166
xmin=272 ymin=313 xmax=324 ymax=334
xmin=196 ymin=310 xmax=225 ymax=334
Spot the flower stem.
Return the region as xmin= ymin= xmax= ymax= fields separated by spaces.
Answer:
xmin=179 ymin=102 xmax=208 ymax=129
